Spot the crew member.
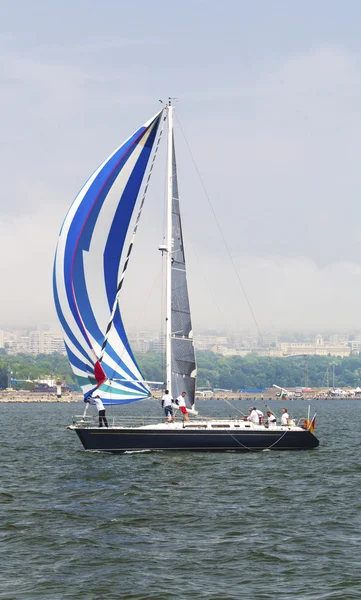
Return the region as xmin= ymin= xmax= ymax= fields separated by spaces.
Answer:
xmin=161 ymin=389 xmax=174 ymax=423
xmin=266 ymin=410 xmax=277 ymax=426
xmin=281 ymin=407 xmax=289 ymax=426
xmin=247 ymin=407 xmax=259 ymax=424
xmin=90 ymin=394 xmax=108 ymax=428
xmin=176 ymin=391 xmax=189 ymax=422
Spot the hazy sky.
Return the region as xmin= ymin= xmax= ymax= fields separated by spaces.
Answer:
xmin=2 ymin=0 xmax=361 ymax=334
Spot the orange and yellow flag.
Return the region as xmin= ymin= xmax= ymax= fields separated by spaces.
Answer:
xmin=309 ymin=416 xmax=316 ymax=434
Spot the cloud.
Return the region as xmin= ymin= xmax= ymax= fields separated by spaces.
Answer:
xmin=120 ymin=243 xmax=361 ymax=334
xmin=185 ymin=253 xmax=361 ymax=332
xmin=175 ymin=46 xmax=361 ymax=271
xmin=1 ymin=36 xmax=361 ymax=333
xmin=0 ymin=204 xmax=59 ymax=328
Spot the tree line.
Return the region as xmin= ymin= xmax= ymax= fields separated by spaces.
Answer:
xmin=0 ymin=350 xmax=77 ymax=389
xmin=137 ymin=351 xmax=361 ymax=390
xmin=1 ymin=350 xmax=361 ymax=390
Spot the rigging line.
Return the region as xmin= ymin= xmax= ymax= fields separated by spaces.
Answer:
xmin=99 ymin=111 xmax=167 ymax=363
xmin=223 ymin=398 xmax=247 ymax=417
xmin=174 ymin=111 xmax=264 ymax=343
xmin=126 ymin=265 xmax=164 ymax=394
xmin=210 ymin=419 xmax=253 ymax=450
xmin=262 ymin=399 xmax=280 ymax=419
xmin=133 ymin=265 xmax=163 ymax=332
xmin=145 ymin=395 xmax=164 ymax=417
xmin=209 ymin=412 xmax=290 ymax=451
xmin=222 ymin=429 xmax=252 ymax=450
xmin=187 ymin=237 xmax=232 ymax=340
xmin=265 ymin=429 xmax=289 ymax=449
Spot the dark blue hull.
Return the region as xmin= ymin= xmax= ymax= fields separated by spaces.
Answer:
xmin=74 ymin=427 xmax=319 ymax=453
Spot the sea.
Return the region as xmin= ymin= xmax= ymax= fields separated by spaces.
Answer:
xmin=1 ymin=399 xmax=360 ymax=600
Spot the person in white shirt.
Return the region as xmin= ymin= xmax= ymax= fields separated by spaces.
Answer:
xmin=176 ymin=391 xmax=189 ymax=422
xmin=90 ymin=394 xmax=108 ymax=427
xmin=256 ymin=409 xmax=264 ymax=424
xmin=247 ymin=407 xmax=259 ymax=424
xmin=281 ymin=407 xmax=289 ymax=426
xmin=266 ymin=410 xmax=277 ymax=426
xmin=161 ymin=390 xmax=174 ymax=422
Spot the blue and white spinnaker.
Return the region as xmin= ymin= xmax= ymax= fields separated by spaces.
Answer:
xmin=53 ymin=111 xmax=162 ymax=404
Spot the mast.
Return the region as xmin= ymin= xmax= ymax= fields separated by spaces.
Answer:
xmin=161 ymin=99 xmax=196 ymax=408
xmin=165 ymin=101 xmax=173 ymax=395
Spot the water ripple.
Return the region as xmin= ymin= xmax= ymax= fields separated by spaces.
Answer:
xmin=1 ymin=400 xmax=361 ymax=599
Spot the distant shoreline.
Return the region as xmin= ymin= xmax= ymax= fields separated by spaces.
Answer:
xmin=0 ymin=393 xmax=83 ymax=403
xmin=0 ymin=391 xmax=358 ymax=403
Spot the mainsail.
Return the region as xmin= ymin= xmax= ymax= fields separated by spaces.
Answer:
xmin=170 ymin=135 xmax=197 ymax=408
xmin=53 ymin=111 xmax=162 ymax=404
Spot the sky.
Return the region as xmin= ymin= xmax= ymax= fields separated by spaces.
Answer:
xmin=2 ymin=0 xmax=361 ymax=334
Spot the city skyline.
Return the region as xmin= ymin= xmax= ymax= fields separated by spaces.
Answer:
xmin=2 ymin=325 xmax=361 ymax=359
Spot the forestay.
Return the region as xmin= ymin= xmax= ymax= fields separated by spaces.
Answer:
xmin=53 ymin=111 xmax=162 ymax=404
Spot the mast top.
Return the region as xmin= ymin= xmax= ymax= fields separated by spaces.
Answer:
xmin=158 ymin=98 xmax=177 ymax=109
xmin=158 ymin=98 xmax=177 ymax=105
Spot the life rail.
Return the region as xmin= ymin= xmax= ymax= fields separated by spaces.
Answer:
xmin=71 ymin=414 xmax=172 ymax=428
xmin=71 ymin=414 xmax=314 ymax=430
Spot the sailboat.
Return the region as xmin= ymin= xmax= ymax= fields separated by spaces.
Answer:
xmin=53 ymin=101 xmax=319 ymax=452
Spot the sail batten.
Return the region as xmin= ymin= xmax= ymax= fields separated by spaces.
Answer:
xmin=53 ymin=110 xmax=163 ymax=403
